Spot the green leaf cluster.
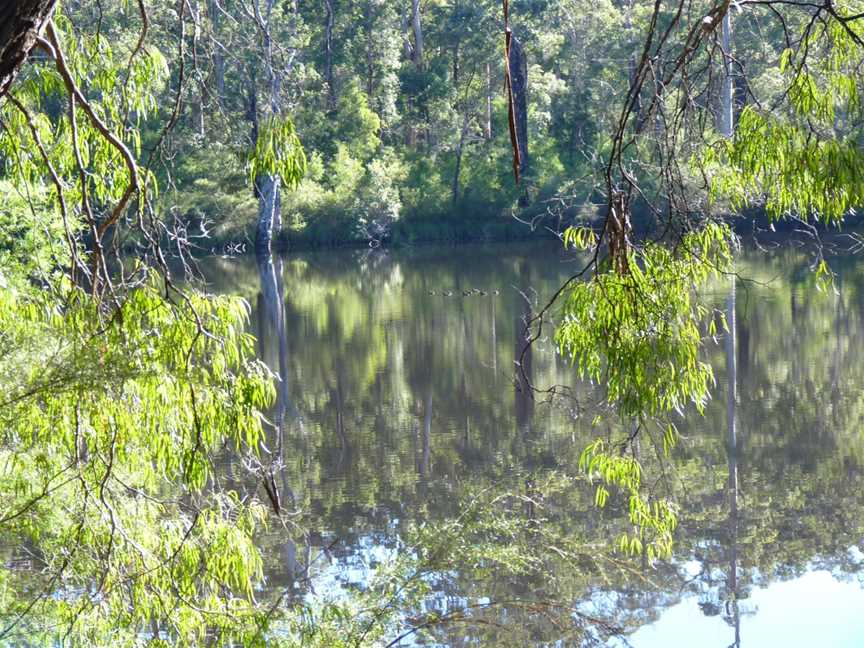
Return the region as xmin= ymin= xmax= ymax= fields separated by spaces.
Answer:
xmin=556 ymin=223 xmax=733 ymax=419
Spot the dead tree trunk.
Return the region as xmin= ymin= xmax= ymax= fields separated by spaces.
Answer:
xmin=0 ymin=0 xmax=58 ymax=99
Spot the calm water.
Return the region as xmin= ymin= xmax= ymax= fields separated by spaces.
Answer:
xmin=198 ymin=240 xmax=864 ymax=647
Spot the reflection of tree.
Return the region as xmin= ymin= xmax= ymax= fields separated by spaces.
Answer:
xmin=256 ymin=251 xmax=308 ymax=591
xmin=514 ymin=267 xmax=534 ymax=435
xmin=201 ymin=243 xmax=864 ymax=646
xmin=725 ymin=278 xmax=740 ymax=648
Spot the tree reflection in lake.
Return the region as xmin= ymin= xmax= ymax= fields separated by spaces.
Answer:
xmin=200 ymin=241 xmax=864 ymax=647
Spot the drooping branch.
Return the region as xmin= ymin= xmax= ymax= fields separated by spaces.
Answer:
xmin=44 ymin=21 xmax=142 ymax=291
xmin=503 ymin=0 xmax=528 ymax=185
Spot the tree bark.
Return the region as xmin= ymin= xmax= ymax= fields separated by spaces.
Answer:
xmin=251 ymin=0 xmax=284 ymax=253
xmin=256 ymin=174 xmax=282 ymax=254
xmin=452 ymin=113 xmax=471 ymax=203
xmin=208 ymin=0 xmax=225 ymax=106
xmin=365 ymin=4 xmax=374 ymax=97
xmin=411 ymin=0 xmax=423 ymax=71
xmin=485 ymin=62 xmax=493 ymax=140
xmin=0 ymin=0 xmax=58 ymax=99
xmin=400 ymin=8 xmax=413 ymax=60
xmin=323 ymin=0 xmax=336 ymax=109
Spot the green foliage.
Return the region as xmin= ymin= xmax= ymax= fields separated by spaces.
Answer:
xmin=0 ymin=182 xmax=67 ymax=289
xmin=708 ymin=106 xmax=864 ymax=222
xmin=248 ymin=116 xmax=307 ymax=189
xmin=580 ymin=439 xmax=678 ymax=560
xmin=0 ymin=277 xmax=279 ymax=645
xmin=1 ymin=14 xmax=166 ymax=221
xmin=556 ymin=223 xmax=733 ymax=419
xmin=705 ymin=13 xmax=864 ymax=222
xmin=556 ymin=223 xmax=733 ymax=559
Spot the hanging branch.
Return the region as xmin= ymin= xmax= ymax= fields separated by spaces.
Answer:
xmin=503 ymin=0 xmax=521 ymax=184
xmin=44 ymin=20 xmax=142 ymax=295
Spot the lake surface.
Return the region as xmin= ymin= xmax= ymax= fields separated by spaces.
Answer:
xmin=198 ymin=240 xmax=864 ymax=647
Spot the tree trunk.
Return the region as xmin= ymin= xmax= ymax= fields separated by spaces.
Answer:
xmin=625 ymin=1 xmax=643 ymax=127
xmin=400 ymin=8 xmax=413 ymax=60
xmin=256 ymin=174 xmax=282 ymax=254
xmin=365 ymin=5 xmax=374 ymax=98
xmin=209 ymin=0 xmax=225 ymax=106
xmin=452 ymin=41 xmax=459 ymax=86
xmin=0 ymin=0 xmax=58 ymax=99
xmin=411 ymin=0 xmax=423 ymax=71
xmin=485 ymin=62 xmax=493 ymax=140
xmin=247 ymin=76 xmax=260 ymax=199
xmin=251 ymin=0 xmax=284 ymax=252
xmin=452 ymin=113 xmax=471 ymax=204
xmin=323 ymin=0 xmax=336 ymax=110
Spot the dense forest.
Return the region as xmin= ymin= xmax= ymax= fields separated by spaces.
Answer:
xmin=9 ymin=0 xmax=855 ymax=249
xmin=2 ymin=0 xmax=864 ymax=646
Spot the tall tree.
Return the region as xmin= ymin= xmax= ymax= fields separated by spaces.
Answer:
xmin=411 ymin=0 xmax=424 ymax=70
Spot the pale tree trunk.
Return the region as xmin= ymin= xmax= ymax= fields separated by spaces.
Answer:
xmin=625 ymin=1 xmax=643 ymax=126
xmin=252 ymin=0 xmax=284 ymax=254
xmin=209 ymin=0 xmax=225 ymax=106
xmin=256 ymin=174 xmax=282 ymax=253
xmin=718 ymin=10 xmax=734 ymax=138
xmin=452 ymin=113 xmax=471 ymax=203
xmin=324 ymin=0 xmax=336 ymax=109
xmin=485 ymin=62 xmax=493 ymax=140
xmin=452 ymin=41 xmax=459 ymax=85
xmin=400 ymin=8 xmax=413 ymax=59
xmin=365 ymin=5 xmax=374 ymax=97
xmin=411 ymin=0 xmax=423 ymax=71
xmin=0 ymin=0 xmax=58 ymax=99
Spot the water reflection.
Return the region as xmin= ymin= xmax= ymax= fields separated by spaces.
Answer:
xmin=200 ymin=242 xmax=864 ymax=647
